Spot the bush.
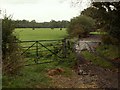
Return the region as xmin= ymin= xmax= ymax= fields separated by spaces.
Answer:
xmin=102 ymin=35 xmax=119 ymax=45
xmin=67 ymin=15 xmax=95 ymax=38
xmin=2 ymin=15 xmax=24 ymax=75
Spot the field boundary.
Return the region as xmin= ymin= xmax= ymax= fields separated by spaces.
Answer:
xmin=9 ymin=39 xmax=73 ymax=66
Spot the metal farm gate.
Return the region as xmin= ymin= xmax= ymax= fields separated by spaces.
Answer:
xmin=15 ymin=39 xmax=73 ymax=66
xmin=8 ymin=38 xmax=117 ymax=66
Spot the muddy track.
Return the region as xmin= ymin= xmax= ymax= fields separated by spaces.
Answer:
xmin=50 ymin=63 xmax=118 ymax=88
xmin=50 ymin=35 xmax=119 ymax=88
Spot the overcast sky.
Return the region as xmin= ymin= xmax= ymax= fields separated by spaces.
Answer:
xmin=0 ymin=0 xmax=91 ymax=22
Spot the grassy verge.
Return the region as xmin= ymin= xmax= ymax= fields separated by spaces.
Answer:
xmin=3 ymin=63 xmax=54 ymax=88
xmin=81 ymin=44 xmax=118 ymax=68
xmin=2 ymin=57 xmax=76 ymax=88
xmin=90 ymin=31 xmax=107 ymax=35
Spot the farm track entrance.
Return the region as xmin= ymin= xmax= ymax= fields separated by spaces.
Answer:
xmin=14 ymin=39 xmax=73 ymax=66
xmin=9 ymin=38 xmax=116 ymax=66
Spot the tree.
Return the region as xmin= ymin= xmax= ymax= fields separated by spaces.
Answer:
xmin=82 ymin=1 xmax=120 ymax=43
xmin=67 ymin=15 xmax=95 ymax=38
xmin=50 ymin=20 xmax=56 ymax=29
xmin=81 ymin=1 xmax=120 ymax=58
xmin=31 ymin=20 xmax=36 ymax=30
xmin=14 ymin=19 xmax=70 ymax=28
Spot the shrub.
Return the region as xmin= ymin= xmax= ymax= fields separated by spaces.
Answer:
xmin=102 ymin=35 xmax=119 ymax=45
xmin=2 ymin=15 xmax=24 ymax=75
xmin=67 ymin=15 xmax=95 ymax=38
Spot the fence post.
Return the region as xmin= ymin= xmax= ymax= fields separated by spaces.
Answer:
xmin=62 ymin=38 xmax=67 ymax=58
xmin=35 ymin=41 xmax=39 ymax=63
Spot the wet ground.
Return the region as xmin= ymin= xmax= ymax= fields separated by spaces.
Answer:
xmin=49 ymin=35 xmax=119 ymax=88
xmin=50 ymin=63 xmax=118 ymax=88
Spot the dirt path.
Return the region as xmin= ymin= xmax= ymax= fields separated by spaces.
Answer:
xmin=79 ymin=35 xmax=102 ymax=41
xmin=50 ymin=63 xmax=118 ymax=88
xmin=50 ymin=69 xmax=99 ymax=88
xmin=49 ymin=35 xmax=118 ymax=88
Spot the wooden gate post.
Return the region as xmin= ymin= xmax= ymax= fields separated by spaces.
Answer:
xmin=62 ymin=38 xmax=67 ymax=58
xmin=35 ymin=41 xmax=39 ymax=63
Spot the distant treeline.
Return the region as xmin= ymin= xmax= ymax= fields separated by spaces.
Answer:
xmin=14 ymin=20 xmax=70 ymax=28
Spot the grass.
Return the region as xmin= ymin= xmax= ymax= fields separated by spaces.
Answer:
xmin=2 ymin=60 xmax=76 ymax=88
xmin=96 ymin=44 xmax=119 ymax=59
xmin=14 ymin=28 xmax=68 ymax=65
xmin=81 ymin=51 xmax=113 ymax=68
xmin=90 ymin=31 xmax=107 ymax=35
xmin=14 ymin=28 xmax=68 ymax=41
xmin=3 ymin=28 xmax=118 ymax=88
xmin=3 ymin=63 xmax=55 ymax=88
xmin=3 ymin=28 xmax=74 ymax=88
xmin=81 ymin=44 xmax=118 ymax=68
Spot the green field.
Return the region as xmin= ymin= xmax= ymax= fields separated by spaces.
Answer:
xmin=3 ymin=28 xmax=75 ymax=88
xmin=14 ymin=28 xmax=69 ymax=65
xmin=14 ymin=28 xmax=68 ymax=41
